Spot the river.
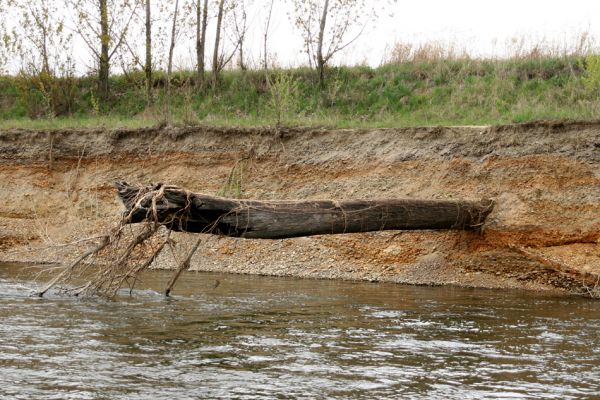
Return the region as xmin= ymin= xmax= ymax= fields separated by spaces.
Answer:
xmin=0 ymin=263 xmax=598 ymax=399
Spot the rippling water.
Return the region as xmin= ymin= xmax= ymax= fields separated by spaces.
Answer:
xmin=1 ymin=263 xmax=599 ymax=399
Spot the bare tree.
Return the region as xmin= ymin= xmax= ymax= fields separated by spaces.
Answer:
xmin=117 ymin=1 xmax=171 ymax=88
xmin=166 ymin=0 xmax=194 ymax=87
xmin=211 ymin=0 xmax=226 ymax=85
xmin=211 ymin=0 xmax=240 ymax=85
xmin=291 ymin=0 xmax=374 ymax=86
xmin=144 ymin=0 xmax=152 ymax=104
xmin=262 ymin=0 xmax=275 ymax=71
xmin=166 ymin=0 xmax=179 ymax=87
xmin=228 ymin=0 xmax=251 ymax=71
xmin=164 ymin=0 xmax=179 ymax=119
xmin=68 ymin=0 xmax=139 ymax=103
xmin=196 ymin=0 xmax=208 ymax=88
xmin=99 ymin=0 xmax=111 ymax=102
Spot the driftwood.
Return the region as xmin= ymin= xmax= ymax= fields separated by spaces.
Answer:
xmin=34 ymin=182 xmax=494 ymax=298
xmin=115 ymin=181 xmax=494 ymax=238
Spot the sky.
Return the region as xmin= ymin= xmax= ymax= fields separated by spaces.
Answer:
xmin=3 ymin=0 xmax=600 ymax=73
xmin=261 ymin=0 xmax=600 ymax=67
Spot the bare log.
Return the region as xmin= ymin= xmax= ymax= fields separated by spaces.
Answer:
xmin=115 ymin=181 xmax=494 ymax=239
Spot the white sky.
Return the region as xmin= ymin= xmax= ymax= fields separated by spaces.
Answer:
xmin=261 ymin=0 xmax=600 ymax=67
xmin=4 ymin=0 xmax=600 ymax=73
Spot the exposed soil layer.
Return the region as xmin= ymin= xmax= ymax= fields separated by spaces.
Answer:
xmin=0 ymin=121 xmax=598 ymax=296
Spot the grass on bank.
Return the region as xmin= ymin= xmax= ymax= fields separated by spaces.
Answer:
xmin=1 ymin=54 xmax=600 ymax=130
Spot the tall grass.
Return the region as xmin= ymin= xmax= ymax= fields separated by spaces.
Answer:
xmin=1 ymin=37 xmax=600 ymax=129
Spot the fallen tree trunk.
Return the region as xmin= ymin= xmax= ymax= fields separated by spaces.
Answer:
xmin=116 ymin=181 xmax=494 ymax=239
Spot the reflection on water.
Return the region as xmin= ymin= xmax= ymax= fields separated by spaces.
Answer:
xmin=0 ymin=263 xmax=599 ymax=399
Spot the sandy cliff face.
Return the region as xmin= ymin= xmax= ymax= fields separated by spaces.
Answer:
xmin=0 ymin=121 xmax=598 ymax=295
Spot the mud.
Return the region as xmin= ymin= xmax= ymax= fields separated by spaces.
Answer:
xmin=0 ymin=121 xmax=598 ymax=295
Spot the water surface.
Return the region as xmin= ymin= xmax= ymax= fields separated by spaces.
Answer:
xmin=0 ymin=263 xmax=599 ymax=399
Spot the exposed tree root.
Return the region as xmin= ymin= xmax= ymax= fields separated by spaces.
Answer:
xmin=35 ymin=185 xmax=204 ymax=299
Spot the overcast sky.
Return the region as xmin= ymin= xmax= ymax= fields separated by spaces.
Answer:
xmin=4 ymin=0 xmax=600 ymax=73
xmin=263 ymin=0 xmax=600 ymax=67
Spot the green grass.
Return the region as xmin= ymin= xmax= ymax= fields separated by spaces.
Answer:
xmin=1 ymin=55 xmax=599 ymax=130
xmin=0 ymin=116 xmax=157 ymax=130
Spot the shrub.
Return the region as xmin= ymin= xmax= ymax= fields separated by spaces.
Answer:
xmin=583 ymin=54 xmax=600 ymax=90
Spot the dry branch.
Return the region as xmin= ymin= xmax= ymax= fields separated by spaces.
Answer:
xmin=164 ymin=237 xmax=202 ymax=296
xmin=35 ymin=235 xmax=110 ymax=297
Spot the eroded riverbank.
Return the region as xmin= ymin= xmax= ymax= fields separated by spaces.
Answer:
xmin=0 ymin=121 xmax=598 ymax=295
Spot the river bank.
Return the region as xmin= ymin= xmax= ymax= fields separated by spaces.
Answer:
xmin=0 ymin=121 xmax=598 ymax=295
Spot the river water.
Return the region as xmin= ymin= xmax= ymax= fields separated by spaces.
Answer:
xmin=0 ymin=263 xmax=599 ymax=399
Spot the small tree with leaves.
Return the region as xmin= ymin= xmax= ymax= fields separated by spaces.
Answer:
xmin=268 ymin=70 xmax=298 ymax=130
xmin=5 ymin=0 xmax=75 ymax=117
xmin=0 ymin=0 xmax=9 ymax=73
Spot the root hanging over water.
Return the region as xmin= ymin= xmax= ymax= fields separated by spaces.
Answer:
xmin=35 ymin=185 xmax=205 ymax=299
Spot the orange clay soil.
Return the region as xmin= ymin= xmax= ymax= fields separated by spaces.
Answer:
xmin=0 ymin=121 xmax=598 ymax=296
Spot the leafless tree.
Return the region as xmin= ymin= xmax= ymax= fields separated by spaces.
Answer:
xmin=291 ymin=0 xmax=375 ymax=86
xmin=116 ymin=0 xmax=172 ymax=89
xmin=164 ymin=0 xmax=180 ymax=120
xmin=228 ymin=0 xmax=251 ymax=71
xmin=262 ymin=0 xmax=275 ymax=71
xmin=211 ymin=0 xmax=226 ymax=85
xmin=195 ymin=0 xmax=208 ymax=88
xmin=144 ymin=0 xmax=152 ymax=104
xmin=166 ymin=0 xmax=179 ymax=87
xmin=166 ymin=0 xmax=194 ymax=87
xmin=206 ymin=0 xmax=239 ymax=86
xmin=211 ymin=0 xmax=240 ymax=85
xmin=67 ymin=0 xmax=139 ymax=103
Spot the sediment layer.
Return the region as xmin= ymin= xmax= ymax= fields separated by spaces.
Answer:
xmin=1 ymin=121 xmax=598 ymax=295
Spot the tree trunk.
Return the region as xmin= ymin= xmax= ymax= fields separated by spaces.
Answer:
xmin=41 ymin=25 xmax=50 ymax=75
xmin=145 ymin=0 xmax=152 ymax=105
xmin=196 ymin=0 xmax=208 ymax=88
xmin=316 ymin=0 xmax=329 ymax=88
xmin=115 ymin=182 xmax=494 ymax=239
xmin=98 ymin=0 xmax=110 ymax=103
xmin=212 ymin=0 xmax=226 ymax=86
xmin=263 ymin=0 xmax=274 ymax=71
xmin=166 ymin=0 xmax=179 ymax=117
xmin=238 ymin=42 xmax=246 ymax=71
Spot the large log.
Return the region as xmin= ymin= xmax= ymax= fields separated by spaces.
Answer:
xmin=115 ymin=181 xmax=494 ymax=239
